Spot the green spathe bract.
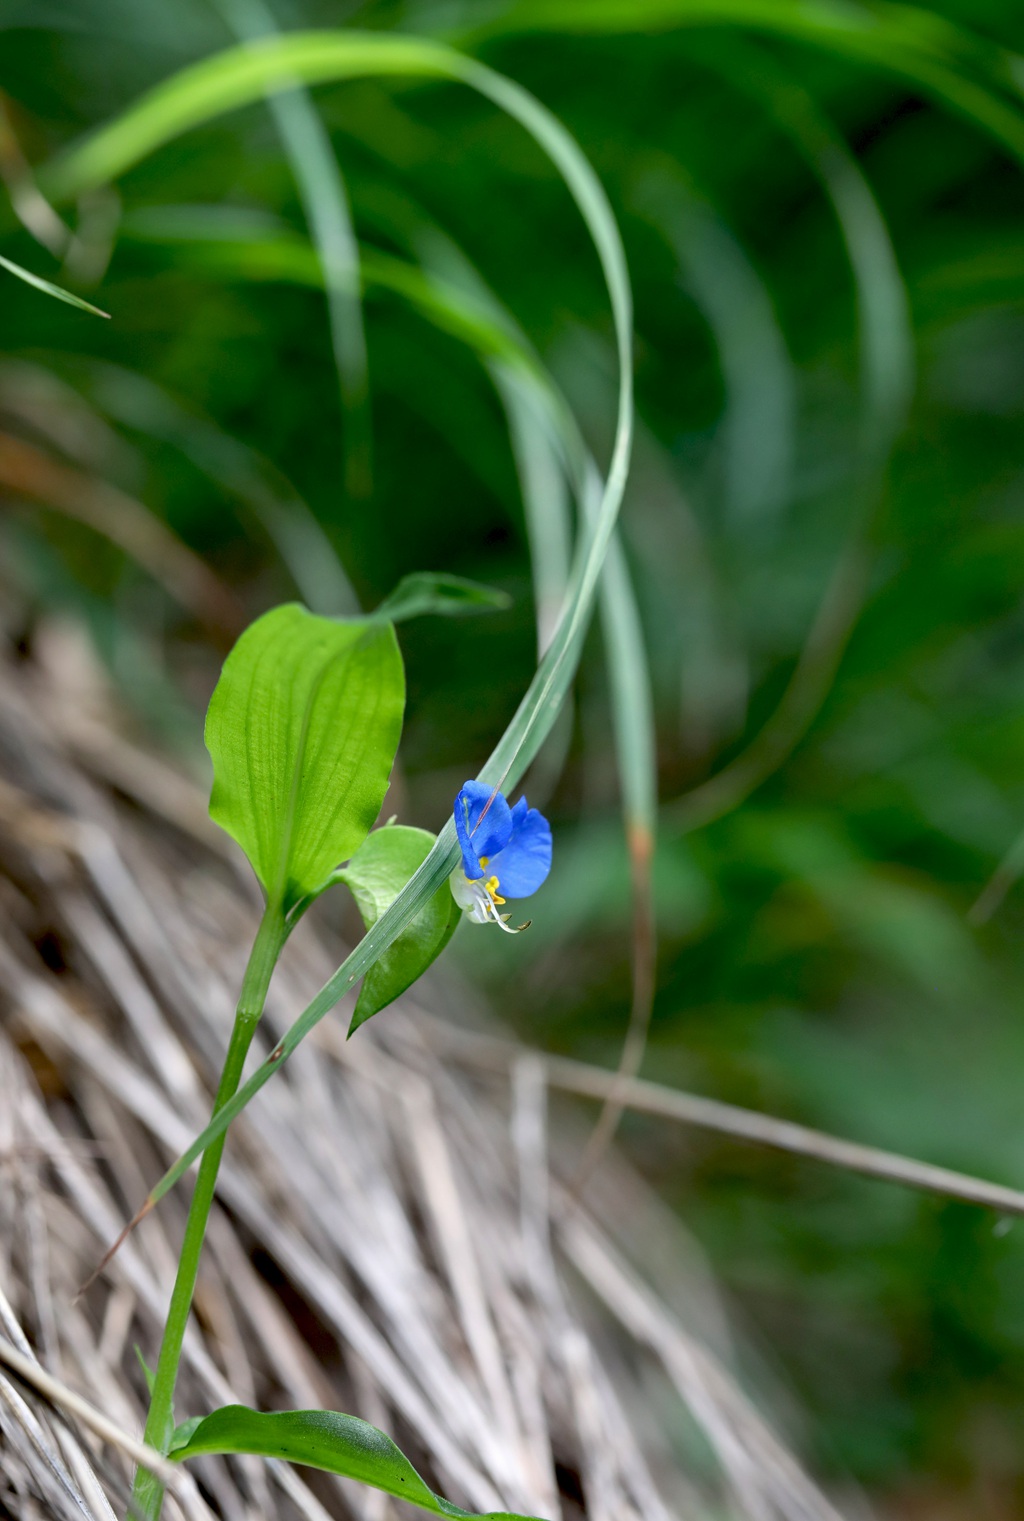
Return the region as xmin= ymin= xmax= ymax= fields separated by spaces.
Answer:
xmin=170 ymin=1404 xmax=543 ymax=1520
xmin=205 ymin=604 xmax=404 ymax=913
xmin=338 ymin=824 xmax=460 ymax=1029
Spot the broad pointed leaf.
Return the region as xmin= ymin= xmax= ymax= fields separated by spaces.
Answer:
xmin=169 ymin=1404 xmax=544 ymax=1520
xmin=206 ymin=604 xmax=404 ymax=912
xmin=338 ymin=825 xmax=460 ymax=1029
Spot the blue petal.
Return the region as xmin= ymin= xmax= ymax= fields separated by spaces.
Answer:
xmin=454 ymin=781 xmax=513 ymax=879
xmin=489 ymin=802 xmax=552 ymax=898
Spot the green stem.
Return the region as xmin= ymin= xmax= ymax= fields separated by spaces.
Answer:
xmin=130 ymin=902 xmax=289 ymax=1521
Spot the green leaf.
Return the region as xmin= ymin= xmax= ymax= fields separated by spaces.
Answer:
xmin=0 ymin=253 xmax=110 ymax=317
xmin=338 ymin=825 xmax=460 ymax=1029
xmin=376 ymin=571 xmax=511 ymax=623
xmin=170 ymin=1405 xmax=543 ymax=1519
xmin=205 ymin=604 xmax=404 ymax=912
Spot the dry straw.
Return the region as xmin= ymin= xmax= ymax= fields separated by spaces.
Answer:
xmin=0 ymin=625 xmax=847 ymax=1521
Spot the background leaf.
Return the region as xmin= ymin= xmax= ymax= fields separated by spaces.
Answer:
xmin=169 ymin=1403 xmax=543 ymax=1520
xmin=339 ymin=824 xmax=460 ymax=1028
xmin=205 ymin=604 xmax=404 ymax=911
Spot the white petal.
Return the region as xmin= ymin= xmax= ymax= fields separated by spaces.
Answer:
xmin=450 ymin=870 xmax=492 ymax=924
xmin=450 ymin=869 xmax=477 ymax=910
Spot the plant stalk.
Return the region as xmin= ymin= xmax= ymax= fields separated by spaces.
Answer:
xmin=130 ymin=902 xmax=289 ymax=1521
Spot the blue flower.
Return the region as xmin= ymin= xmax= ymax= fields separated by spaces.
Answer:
xmin=451 ymin=780 xmax=552 ymax=931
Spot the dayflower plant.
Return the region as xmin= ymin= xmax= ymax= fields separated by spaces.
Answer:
xmin=130 ymin=609 xmax=560 ymax=1521
xmin=451 ymin=780 xmax=552 ymax=931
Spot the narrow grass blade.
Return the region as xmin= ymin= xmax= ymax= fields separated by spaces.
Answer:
xmin=706 ymin=41 xmax=914 ymax=454
xmin=491 ymin=364 xmax=577 ymax=799
xmin=81 ymin=360 xmax=360 ymax=616
xmin=487 ymin=378 xmax=656 ymax=1177
xmin=969 ymin=825 xmax=1024 ymax=925
xmin=575 ymin=473 xmax=657 ymax=1181
xmin=122 ymin=219 xmax=562 ymax=394
xmin=0 ymin=253 xmax=109 ymax=316
xmin=405 ymin=226 xmax=656 ymax=1167
xmin=211 ymin=0 xmax=372 ymax=497
xmin=407 ymin=227 xmax=579 ymax=795
xmin=126 ymin=191 xmax=656 ymax=1180
xmin=636 ymin=172 xmax=795 ymax=534
xmin=460 ymin=0 xmax=1024 ymax=166
xmin=123 ymin=219 xmax=652 ymax=884
xmin=0 ymin=429 xmax=243 ymax=639
xmin=665 ymin=53 xmax=914 ymax=829
xmin=501 ymin=369 xmax=573 ymax=657
xmin=44 ymin=31 xmax=633 ymax=1215
xmin=408 ymin=230 xmax=576 ymax=657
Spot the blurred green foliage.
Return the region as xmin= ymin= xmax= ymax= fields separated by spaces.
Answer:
xmin=6 ymin=0 xmax=1024 ymax=1507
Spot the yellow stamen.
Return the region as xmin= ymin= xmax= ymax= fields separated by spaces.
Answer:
xmin=479 ymin=856 xmax=489 ymax=869
xmin=484 ymin=875 xmax=505 ymax=906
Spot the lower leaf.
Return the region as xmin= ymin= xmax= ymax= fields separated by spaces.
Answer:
xmin=169 ymin=1404 xmax=545 ymax=1521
